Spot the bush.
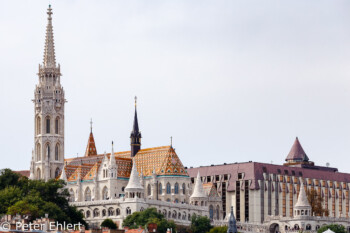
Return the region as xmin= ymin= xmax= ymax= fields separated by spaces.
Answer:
xmin=208 ymin=226 xmax=228 ymax=233
xmin=101 ymin=219 xmax=117 ymax=229
xmin=318 ymin=224 xmax=346 ymax=233
xmin=190 ymin=214 xmax=212 ymax=233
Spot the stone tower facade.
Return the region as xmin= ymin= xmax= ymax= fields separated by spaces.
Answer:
xmin=29 ymin=5 xmax=65 ymax=181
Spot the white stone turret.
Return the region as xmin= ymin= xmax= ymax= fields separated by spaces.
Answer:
xmin=190 ymin=171 xmax=208 ymax=206
xmin=294 ymin=182 xmax=311 ymax=216
xmin=59 ymin=163 xmax=67 ymax=181
xmin=125 ymin=160 xmax=144 ymax=199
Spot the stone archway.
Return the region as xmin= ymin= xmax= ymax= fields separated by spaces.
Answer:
xmin=269 ymin=223 xmax=279 ymax=233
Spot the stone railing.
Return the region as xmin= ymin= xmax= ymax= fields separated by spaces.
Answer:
xmin=146 ymin=199 xmax=207 ymax=211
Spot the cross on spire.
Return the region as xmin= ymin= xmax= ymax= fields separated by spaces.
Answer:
xmin=90 ymin=118 xmax=93 ymax=133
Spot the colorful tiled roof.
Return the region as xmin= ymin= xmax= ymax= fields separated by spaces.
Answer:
xmin=85 ymin=132 xmax=97 ymax=157
xmin=203 ymin=183 xmax=220 ymax=198
xmin=62 ymin=146 xmax=187 ymax=181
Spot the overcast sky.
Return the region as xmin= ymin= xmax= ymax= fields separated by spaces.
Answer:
xmin=0 ymin=0 xmax=350 ymax=172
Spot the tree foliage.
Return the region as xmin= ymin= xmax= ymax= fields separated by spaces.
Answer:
xmin=317 ymin=224 xmax=346 ymax=233
xmin=101 ymin=219 xmax=117 ymax=229
xmin=307 ymin=188 xmax=329 ymax=216
xmin=0 ymin=169 xmax=86 ymax=227
xmin=208 ymin=226 xmax=228 ymax=233
xmin=190 ymin=214 xmax=212 ymax=233
xmin=122 ymin=208 xmax=176 ymax=233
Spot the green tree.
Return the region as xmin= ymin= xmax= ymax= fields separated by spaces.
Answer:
xmin=0 ymin=169 xmax=21 ymax=189
xmin=318 ymin=224 xmax=346 ymax=233
xmin=101 ymin=219 xmax=117 ymax=229
xmin=190 ymin=214 xmax=212 ymax=233
xmin=0 ymin=169 xmax=86 ymax=227
xmin=208 ymin=226 xmax=228 ymax=233
xmin=123 ymin=208 xmax=176 ymax=233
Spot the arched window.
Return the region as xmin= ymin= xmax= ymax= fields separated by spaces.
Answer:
xmin=86 ymin=210 xmax=91 ymax=218
xmin=37 ymin=168 xmax=41 ymax=179
xmin=93 ymin=208 xmax=99 ymax=217
xmin=116 ymin=208 xmax=120 ymax=216
xmin=175 ymin=199 xmax=179 ymax=203
xmin=55 ymin=167 xmax=60 ymax=178
xmin=108 ymin=208 xmax=114 ymax=216
xmin=46 ymin=144 xmax=51 ymax=160
xmin=36 ymin=143 xmax=41 ymax=161
xmin=36 ymin=116 xmax=41 ymax=135
xmin=102 ymin=209 xmax=107 ymax=217
xmin=166 ymin=183 xmax=171 ymax=194
xmin=102 ymin=187 xmax=108 ymax=200
xmin=85 ymin=187 xmax=92 ymax=201
xmin=174 ymin=183 xmax=179 ymax=194
xmin=306 ymin=224 xmax=312 ymax=230
xmin=209 ymin=205 xmax=214 ymax=220
xmin=55 ymin=117 xmax=59 ymax=134
xmin=55 ymin=144 xmax=59 ymax=160
xmin=46 ymin=116 xmax=51 ymax=134
xmin=126 ymin=207 xmax=131 ymax=215
xmin=182 ymin=183 xmax=186 ymax=194
xmin=159 ymin=183 xmax=163 ymax=195
xmin=147 ymin=184 xmax=152 ymax=196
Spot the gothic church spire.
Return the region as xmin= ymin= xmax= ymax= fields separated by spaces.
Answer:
xmin=43 ymin=5 xmax=56 ymax=68
xmin=130 ymin=97 xmax=142 ymax=157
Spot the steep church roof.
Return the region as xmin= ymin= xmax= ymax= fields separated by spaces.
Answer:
xmin=285 ymin=137 xmax=309 ymax=162
xmin=85 ymin=128 xmax=97 ymax=157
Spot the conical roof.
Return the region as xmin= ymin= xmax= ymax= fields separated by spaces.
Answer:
xmin=191 ymin=172 xmax=207 ymax=198
xmin=59 ymin=165 xmax=67 ymax=181
xmin=227 ymin=206 xmax=237 ymax=233
xmin=125 ymin=160 xmax=144 ymax=192
xmin=85 ymin=132 xmax=97 ymax=157
xmin=109 ymin=142 xmax=116 ymax=167
xmin=295 ymin=182 xmax=311 ymax=208
xmin=286 ymin=137 xmax=309 ymax=162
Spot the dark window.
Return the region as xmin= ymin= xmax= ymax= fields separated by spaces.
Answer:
xmin=207 ymin=176 xmax=211 ymax=182
xmin=284 ymin=170 xmax=288 ymax=175
xmin=262 ymin=167 xmax=267 ymax=172
xmin=292 ymin=171 xmax=295 ymax=176
xmin=299 ymin=172 xmax=303 ymax=176
xmin=224 ymin=174 xmax=228 ymax=180
xmin=238 ymin=173 xmax=243 ymax=179
xmin=277 ymin=169 xmax=281 ymax=174
xmin=46 ymin=118 xmax=50 ymax=133
xmin=215 ymin=175 xmax=220 ymax=182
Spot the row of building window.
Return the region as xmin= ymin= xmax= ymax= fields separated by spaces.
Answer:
xmin=36 ymin=143 xmax=60 ymax=161
xmin=147 ymin=183 xmax=186 ymax=196
xmin=36 ymin=116 xmax=60 ymax=135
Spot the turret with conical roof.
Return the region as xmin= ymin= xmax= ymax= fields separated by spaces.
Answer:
xmin=85 ymin=120 xmax=97 ymax=157
xmin=190 ymin=171 xmax=208 ymax=206
xmin=294 ymin=182 xmax=311 ymax=217
xmin=130 ymin=97 xmax=141 ymax=157
xmin=284 ymin=137 xmax=313 ymax=167
xmin=125 ymin=160 xmax=144 ymax=199
xmin=227 ymin=206 xmax=237 ymax=233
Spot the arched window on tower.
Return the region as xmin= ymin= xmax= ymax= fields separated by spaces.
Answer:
xmin=46 ymin=116 xmax=51 ymax=134
xmin=174 ymin=183 xmax=179 ymax=194
xmin=55 ymin=117 xmax=59 ymax=134
xmin=36 ymin=143 xmax=41 ymax=161
xmin=102 ymin=186 xmax=108 ymax=200
xmin=147 ymin=184 xmax=152 ymax=196
xmin=46 ymin=144 xmax=51 ymax=160
xmin=166 ymin=183 xmax=171 ymax=194
xmin=36 ymin=116 xmax=41 ymax=135
xmin=182 ymin=183 xmax=186 ymax=195
xmin=209 ymin=205 xmax=214 ymax=220
xmin=55 ymin=144 xmax=59 ymax=161
xmin=159 ymin=183 xmax=163 ymax=195
xmin=85 ymin=187 xmax=92 ymax=201
xmin=37 ymin=168 xmax=41 ymax=179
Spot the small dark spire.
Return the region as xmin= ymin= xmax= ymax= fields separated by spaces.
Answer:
xmin=130 ymin=96 xmax=141 ymax=157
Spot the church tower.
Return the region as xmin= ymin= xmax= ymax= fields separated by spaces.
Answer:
xmin=30 ymin=5 xmax=65 ymax=181
xmin=130 ymin=97 xmax=141 ymax=157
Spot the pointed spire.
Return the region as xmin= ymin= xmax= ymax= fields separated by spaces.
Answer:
xmin=43 ymin=5 xmax=56 ymax=68
xmin=130 ymin=96 xmax=142 ymax=157
xmin=227 ymin=206 xmax=237 ymax=233
xmin=85 ymin=121 xmax=97 ymax=157
xmin=125 ymin=159 xmax=143 ymax=192
xmin=59 ymin=164 xmax=67 ymax=181
xmin=191 ymin=171 xmax=207 ymax=198
xmin=29 ymin=150 xmax=35 ymax=180
xmin=285 ymin=137 xmax=309 ymax=162
xmin=295 ymin=182 xmax=311 ymax=208
xmin=109 ymin=141 xmax=116 ymax=166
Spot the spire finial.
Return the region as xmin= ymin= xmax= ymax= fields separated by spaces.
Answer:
xmin=90 ymin=118 xmax=93 ymax=133
xmin=43 ymin=4 xmax=56 ymax=68
xmin=170 ymin=136 xmax=173 ymax=147
xmin=134 ymin=96 xmax=137 ymax=108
